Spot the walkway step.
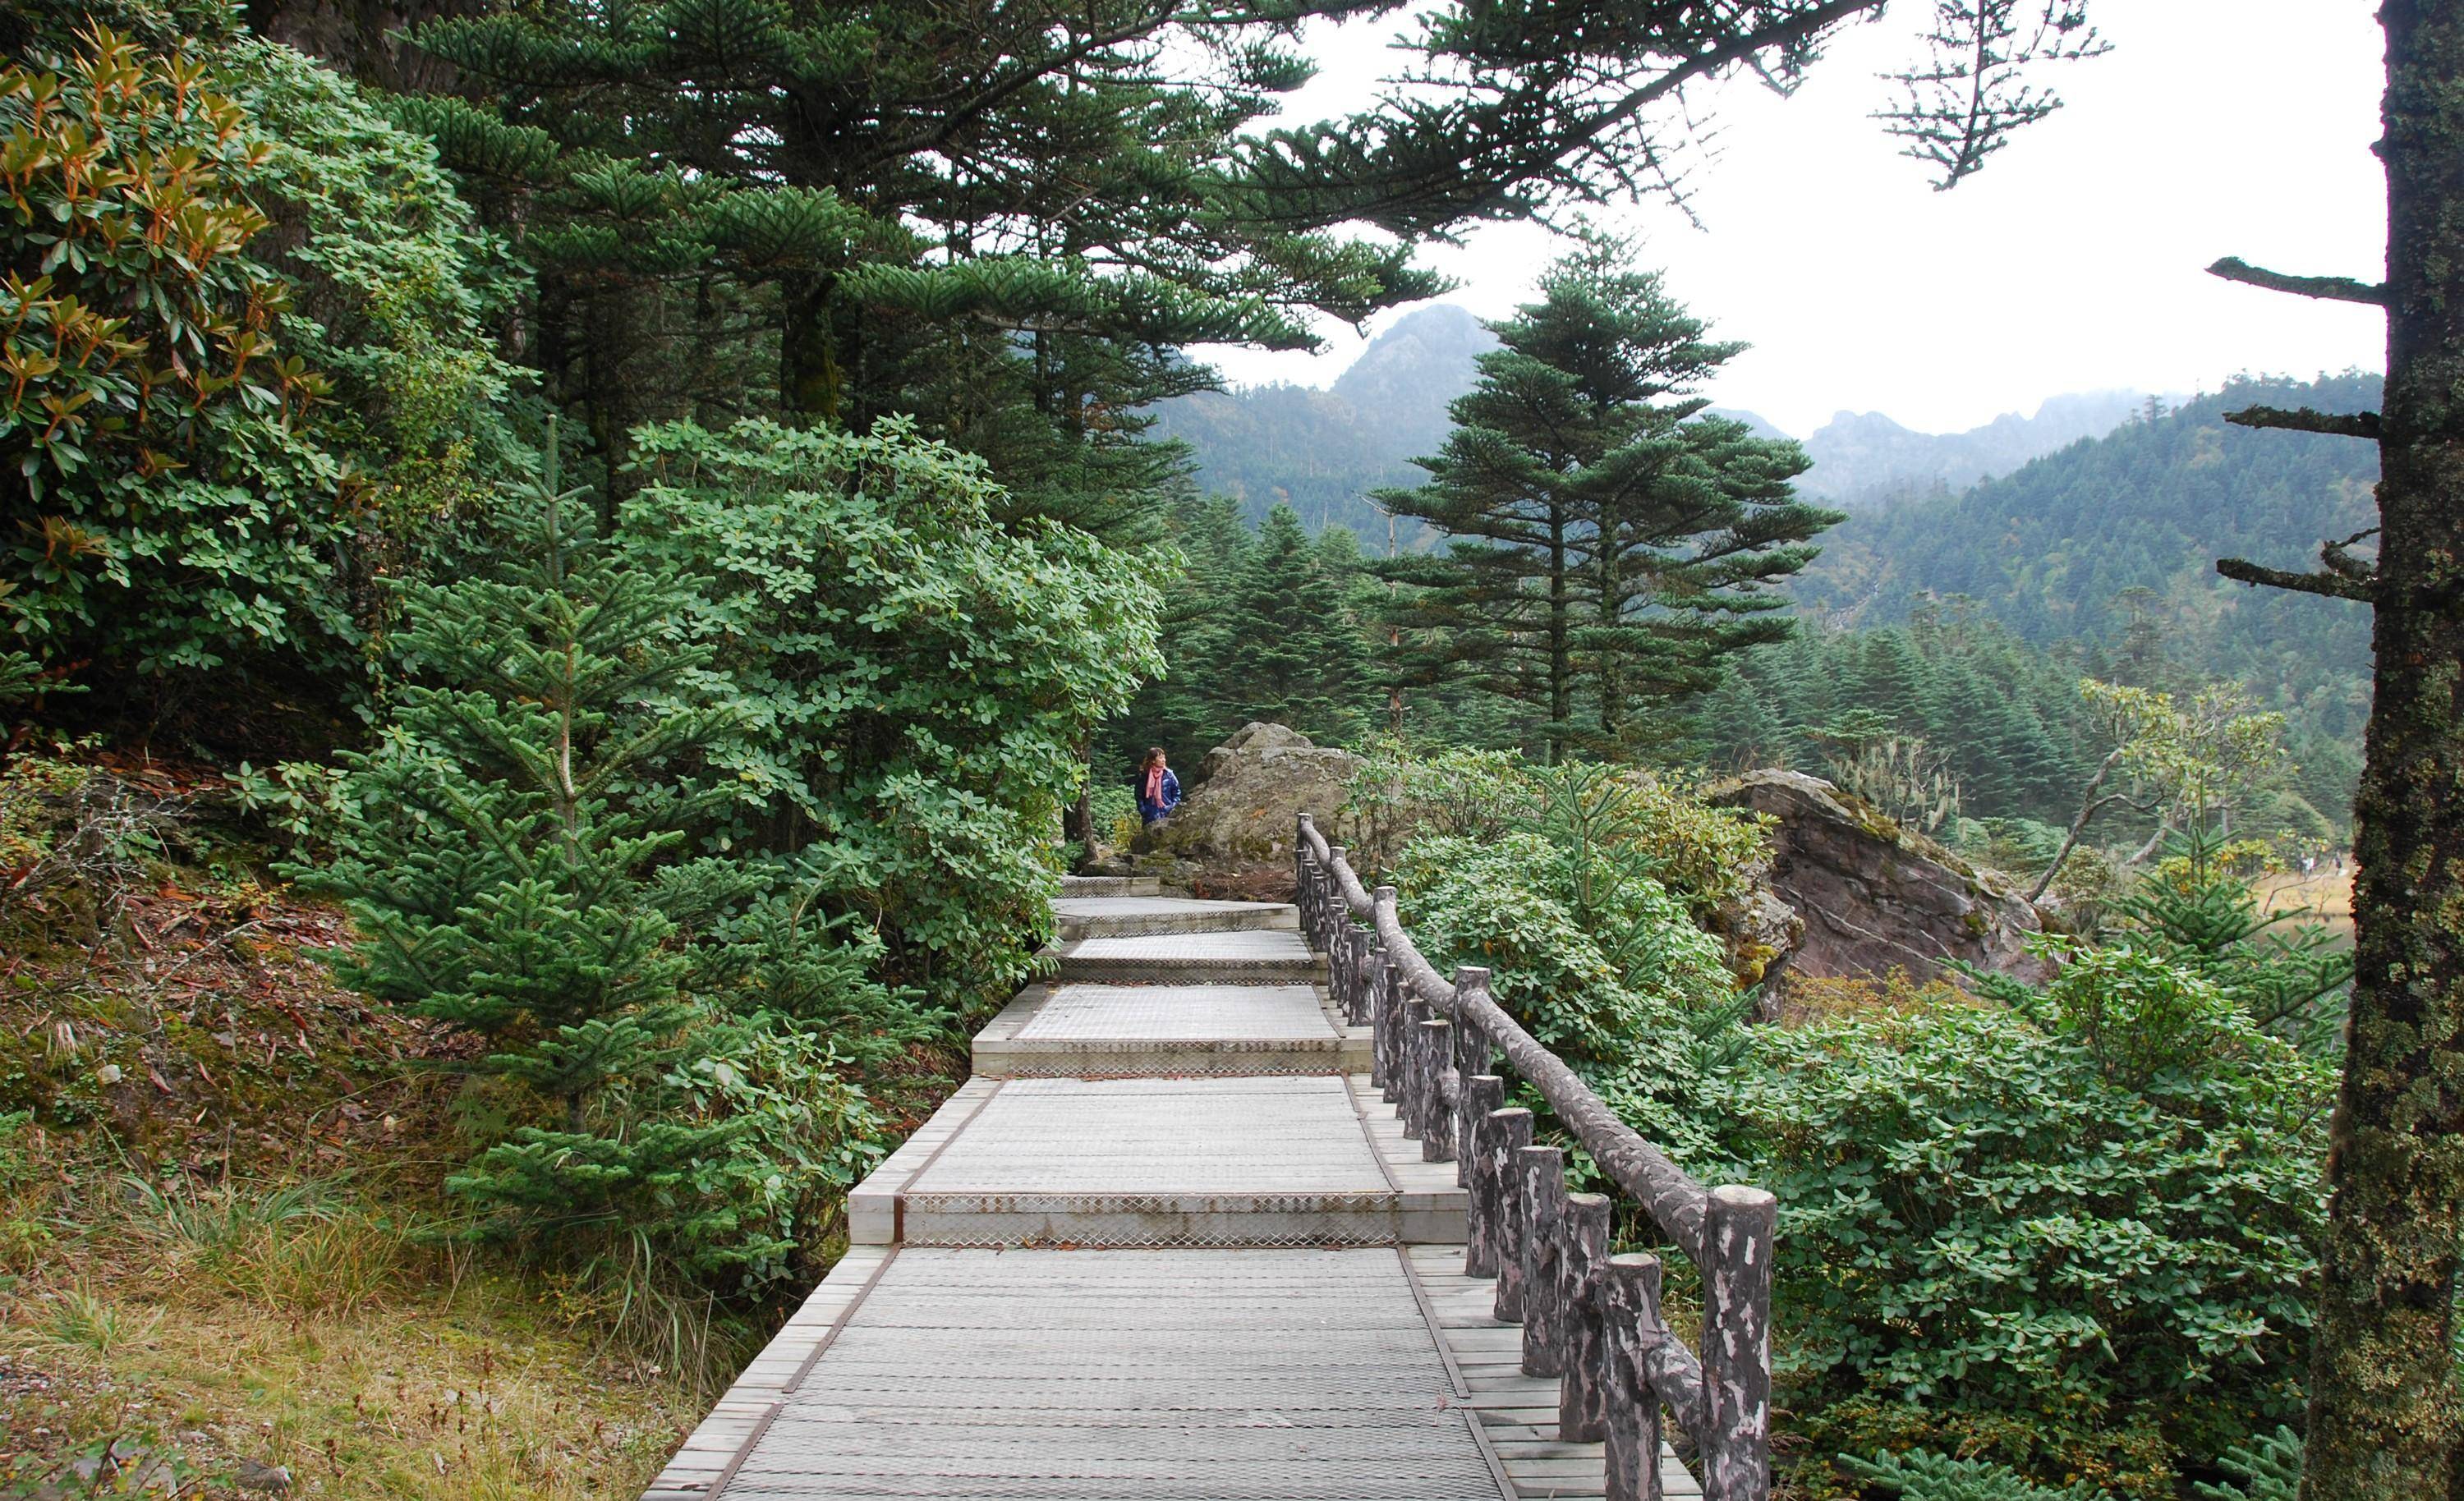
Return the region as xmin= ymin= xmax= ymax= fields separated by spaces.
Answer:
xmin=849 ymin=1076 xmax=1463 ymax=1247
xmin=1053 ymin=926 xmax=1322 ymax=985
xmin=644 ymin=1248 xmax=1512 ymax=1501
xmin=1058 ymin=873 xmax=1164 ymax=897
xmin=975 ymin=981 xmax=1370 ymax=1077
xmin=1055 ymin=895 xmax=1297 ymax=940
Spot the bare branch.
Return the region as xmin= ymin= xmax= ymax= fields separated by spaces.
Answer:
xmin=2206 ymin=256 xmax=2387 ymax=306
xmin=2225 ymin=405 xmax=2384 ymax=439
xmin=2217 ymin=555 xmax=2378 ymax=604
xmin=2323 ymin=527 xmax=2381 ymax=582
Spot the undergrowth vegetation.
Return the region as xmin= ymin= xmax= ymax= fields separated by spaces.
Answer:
xmin=1352 ymin=743 xmax=2346 ymax=1501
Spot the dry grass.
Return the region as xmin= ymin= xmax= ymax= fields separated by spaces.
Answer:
xmin=0 ymin=750 xmax=710 ymax=1499
xmin=2253 ymin=865 xmax=2355 ymax=936
xmin=1775 ymin=968 xmax=1977 ymax=1026
xmin=2 ymin=1164 xmax=697 ymax=1499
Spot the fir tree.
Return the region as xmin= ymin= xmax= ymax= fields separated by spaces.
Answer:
xmin=389 ymin=0 xmax=1446 ymax=539
xmin=307 ymin=434 xmax=771 ymax=1268
xmin=1216 ymin=504 xmax=1375 ymax=742
xmin=1377 ymin=241 xmax=1836 ymax=760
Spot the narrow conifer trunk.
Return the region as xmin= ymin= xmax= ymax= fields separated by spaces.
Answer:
xmin=2303 ymin=6 xmax=2464 ymax=1494
xmin=1548 ymin=516 xmax=1571 ymax=764
xmin=782 ymin=272 xmax=843 ymax=420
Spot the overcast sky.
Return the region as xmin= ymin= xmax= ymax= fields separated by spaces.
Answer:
xmin=1197 ymin=0 xmax=2387 ymax=438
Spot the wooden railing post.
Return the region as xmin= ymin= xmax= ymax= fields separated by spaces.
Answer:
xmin=1378 ymin=959 xmax=1406 ymax=1105
xmin=1360 ymin=916 xmax=1380 ymax=1025
xmin=1517 ymin=1145 xmax=1568 ymax=1375
xmin=1460 ymin=1076 xmax=1506 ymax=1276
xmin=1487 ymin=1108 xmax=1534 ymax=1321
xmin=1450 ymin=969 xmax=1491 ymax=1185
xmin=1418 ymin=1019 xmax=1455 ymax=1160
xmin=1294 ymin=814 xmax=1311 ymax=930
xmin=1366 ymin=939 xmax=1389 ymax=1091
xmin=1700 ymin=1186 xmax=1777 ymax=1501
xmin=1400 ymin=994 xmax=1432 ymax=1140
xmin=1559 ymin=1191 xmax=1612 ymax=1441
xmin=1602 ymin=1253 xmax=1666 ymax=1501
xmin=1323 ymin=844 xmax=1351 ymax=1008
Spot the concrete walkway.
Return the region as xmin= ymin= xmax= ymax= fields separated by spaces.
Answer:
xmin=646 ymin=878 xmax=1695 ymax=1500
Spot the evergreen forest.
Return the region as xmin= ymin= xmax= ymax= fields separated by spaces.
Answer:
xmin=0 ymin=4 xmax=2454 ymax=1501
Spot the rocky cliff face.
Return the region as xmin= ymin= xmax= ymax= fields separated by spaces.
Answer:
xmin=1707 ymin=769 xmax=2053 ymax=987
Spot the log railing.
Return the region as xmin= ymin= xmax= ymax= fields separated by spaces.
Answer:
xmin=1296 ymin=813 xmax=1777 ymax=1501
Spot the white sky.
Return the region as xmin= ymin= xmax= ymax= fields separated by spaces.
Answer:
xmin=1197 ymin=0 xmax=2388 ymax=438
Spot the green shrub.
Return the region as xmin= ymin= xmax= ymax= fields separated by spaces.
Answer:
xmin=0 ymin=27 xmax=514 ymax=694
xmin=623 ymin=415 xmax=1165 ymax=1017
xmin=1347 ymin=741 xmax=1768 ymax=916
xmin=1391 ymin=760 xmax=1748 ymax=1163
xmin=308 ymin=442 xmax=880 ymax=1288
xmin=0 ymin=26 xmax=341 ymax=679
xmin=1846 ymin=1448 xmax=2114 ymax=1501
xmin=2191 ymin=1425 xmax=2302 ymax=1501
xmin=1721 ymin=955 xmax=2328 ymax=1493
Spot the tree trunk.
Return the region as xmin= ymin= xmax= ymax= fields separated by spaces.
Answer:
xmin=2030 ymin=744 xmax=2124 ymax=902
xmin=1060 ymin=741 xmax=1098 ymax=874
xmin=1547 ymin=516 xmax=1570 ymax=764
xmin=781 ymin=272 xmax=844 ymax=421
xmin=2302 ymin=7 xmax=2464 ymax=1495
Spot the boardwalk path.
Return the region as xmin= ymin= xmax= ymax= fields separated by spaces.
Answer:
xmin=646 ymin=878 xmax=1698 ymax=1499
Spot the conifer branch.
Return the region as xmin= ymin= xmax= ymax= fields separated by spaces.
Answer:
xmin=2224 ymin=406 xmax=2382 ymax=439
xmin=2206 ymin=256 xmax=2387 ymax=306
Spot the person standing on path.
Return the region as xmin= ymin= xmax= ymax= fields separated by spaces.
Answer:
xmin=1134 ymin=746 xmax=1181 ymax=828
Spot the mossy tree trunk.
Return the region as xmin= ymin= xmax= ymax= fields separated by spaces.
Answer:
xmin=2303 ymin=4 xmax=2464 ymax=1495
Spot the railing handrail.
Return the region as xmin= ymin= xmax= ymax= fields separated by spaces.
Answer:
xmin=1296 ymin=810 xmax=1776 ymax=1501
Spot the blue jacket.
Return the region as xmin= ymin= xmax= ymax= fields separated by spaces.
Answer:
xmin=1135 ymin=767 xmax=1182 ymax=822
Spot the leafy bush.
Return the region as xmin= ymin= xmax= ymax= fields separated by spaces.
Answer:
xmin=222 ymin=38 xmax=522 ymax=577
xmin=1 ymin=26 xmax=519 ymax=699
xmin=0 ymin=26 xmax=342 ymax=678
xmin=624 ymin=415 xmax=1165 ymax=1017
xmin=1391 ymin=760 xmax=1750 ymax=1167
xmin=1722 ymin=950 xmax=2330 ymax=1494
xmin=1346 ymin=741 xmax=1768 ymax=916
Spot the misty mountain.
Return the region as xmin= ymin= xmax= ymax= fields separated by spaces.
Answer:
xmin=1152 ymin=305 xmax=1496 ymax=543
xmin=1157 ymin=303 xmax=2154 ymax=532
xmin=1791 ymin=391 xmax=2153 ymax=506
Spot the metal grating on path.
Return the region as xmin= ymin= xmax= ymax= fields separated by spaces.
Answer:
xmin=1065 ymin=929 xmax=1313 ymax=961
xmin=715 ymin=1248 xmax=1508 ymax=1501
xmin=905 ymin=1076 xmax=1382 ymax=1196
xmin=1016 ymin=984 xmax=1335 ymax=1040
xmin=647 ymin=882 xmax=1700 ymax=1501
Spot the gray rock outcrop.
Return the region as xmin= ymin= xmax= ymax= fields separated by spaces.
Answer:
xmin=1706 ymin=769 xmax=2053 ymax=987
xmin=1143 ymin=723 xmax=1363 ymax=865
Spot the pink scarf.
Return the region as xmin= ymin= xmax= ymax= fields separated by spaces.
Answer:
xmin=1143 ymin=764 xmax=1165 ymax=804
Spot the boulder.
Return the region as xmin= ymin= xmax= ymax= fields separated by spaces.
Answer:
xmin=1141 ymin=722 xmax=1363 ymax=867
xmin=1706 ymin=769 xmax=2053 ymax=988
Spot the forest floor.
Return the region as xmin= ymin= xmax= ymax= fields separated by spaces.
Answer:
xmin=0 ymin=750 xmax=715 ymax=1499
xmin=2253 ymin=868 xmax=2355 ymax=937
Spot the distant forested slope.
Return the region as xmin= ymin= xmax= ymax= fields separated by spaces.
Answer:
xmin=1157 ymin=302 xmax=2150 ymax=536
xmin=1796 ymin=372 xmax=2379 ymax=749
xmin=1152 ymin=305 xmax=1496 ymax=544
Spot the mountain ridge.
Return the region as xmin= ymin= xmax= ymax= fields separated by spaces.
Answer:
xmin=1161 ymin=305 xmax=2158 ymax=528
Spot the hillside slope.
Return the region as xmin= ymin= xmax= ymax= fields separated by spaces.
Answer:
xmin=1797 ymin=372 xmax=2381 ymax=746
